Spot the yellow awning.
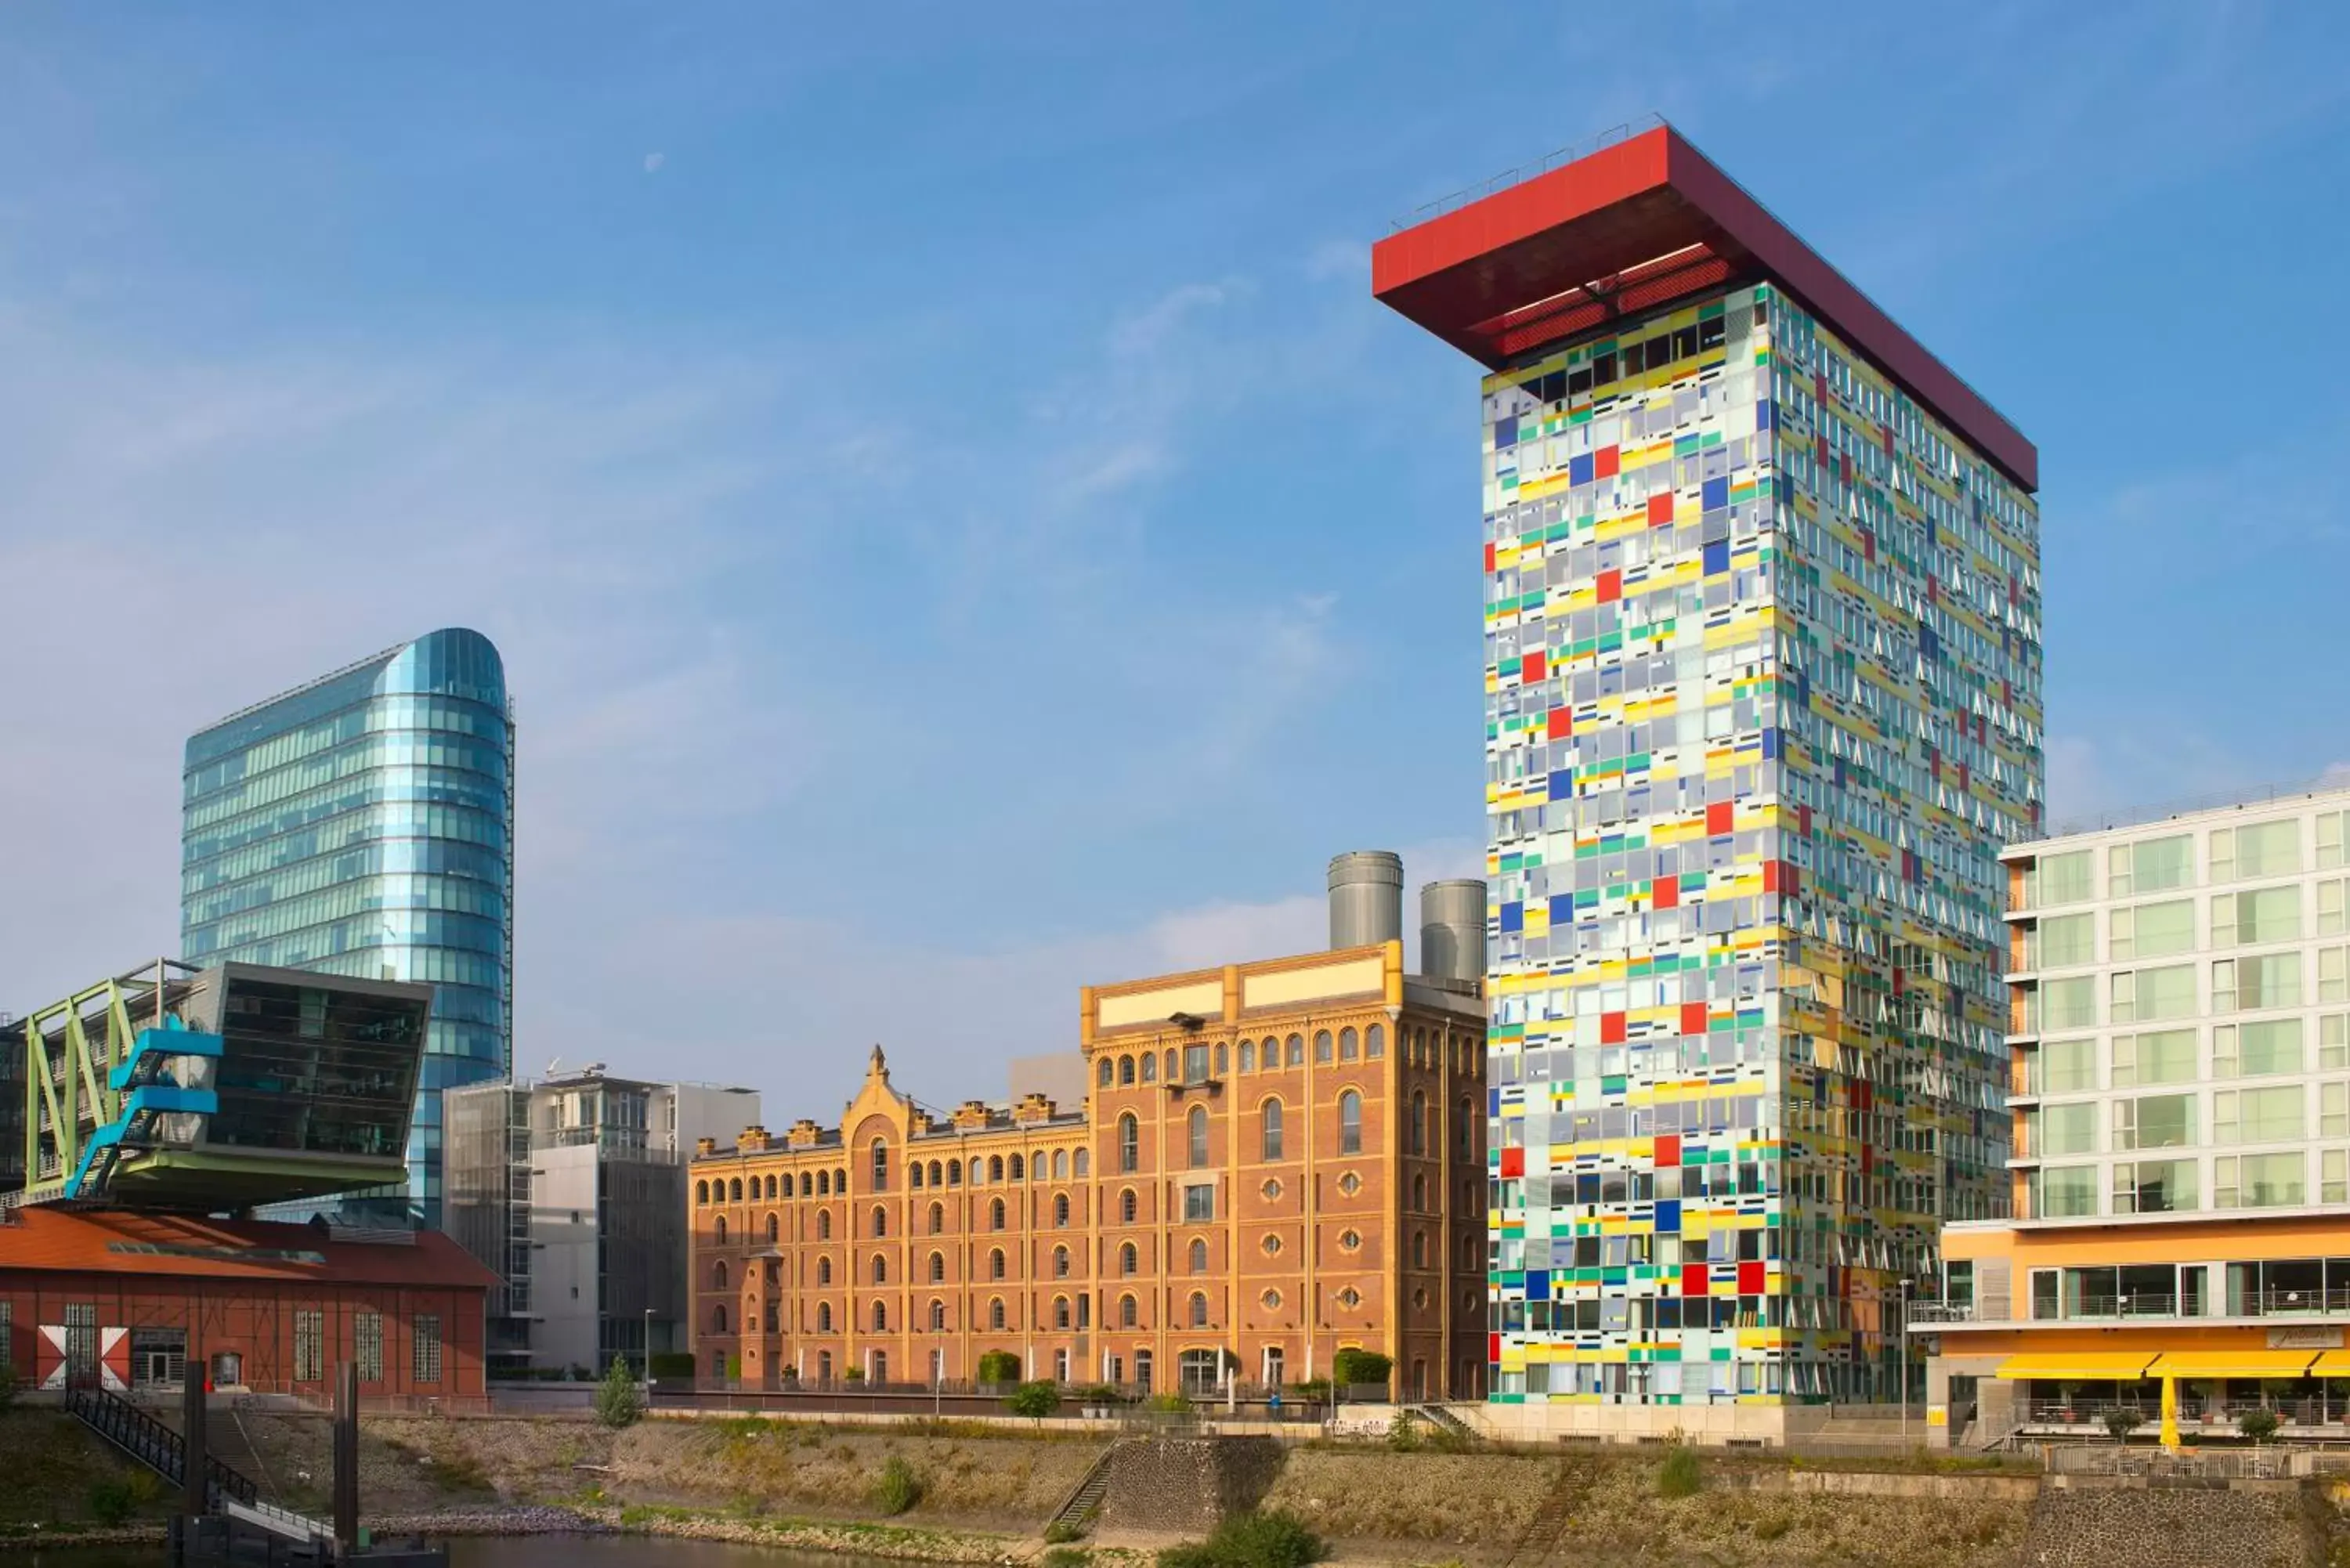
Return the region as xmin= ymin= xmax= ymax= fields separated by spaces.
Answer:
xmin=2149 ymin=1350 xmax=2318 ymax=1380
xmin=2305 ymin=1351 xmax=2350 ymax=1378
xmin=1994 ymin=1352 xmax=2157 ymax=1381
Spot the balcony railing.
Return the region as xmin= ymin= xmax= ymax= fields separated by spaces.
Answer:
xmin=1927 ymin=1288 xmax=2350 ymax=1327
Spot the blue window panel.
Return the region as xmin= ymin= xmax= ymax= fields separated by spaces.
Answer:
xmin=1549 ymin=894 xmax=1575 ymax=925
xmin=1702 ymin=540 xmax=1730 ymax=575
xmin=1655 ymin=1200 xmax=1681 ymax=1232
xmin=1701 ymin=477 xmax=1729 ymax=511
xmin=1569 ymin=452 xmax=1594 ymax=486
xmin=1526 ymin=1270 xmax=1551 ymax=1302
xmin=1547 ymin=769 xmax=1574 ymax=801
xmin=1495 ymin=415 xmax=1519 ymax=449
xmin=1761 ymin=728 xmax=1779 ymax=761
xmin=1500 ymin=901 xmax=1524 ymax=934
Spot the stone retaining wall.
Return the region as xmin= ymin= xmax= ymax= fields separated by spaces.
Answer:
xmin=2016 ymin=1484 xmax=2320 ymax=1568
xmin=1096 ymin=1438 xmax=1283 ymax=1536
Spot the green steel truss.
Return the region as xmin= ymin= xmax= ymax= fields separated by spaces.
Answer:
xmin=14 ymin=959 xmax=197 ymax=1205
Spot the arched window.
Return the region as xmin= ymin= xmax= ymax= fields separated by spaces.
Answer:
xmin=1412 ymin=1231 xmax=1428 ymax=1267
xmin=1285 ymin=1033 xmax=1304 ymax=1067
xmin=714 ymin=1303 xmax=729 ymax=1332
xmin=818 ymin=1257 xmax=832 ymax=1284
xmin=1119 ymin=1294 xmax=1138 ymax=1328
xmin=1053 ymin=1193 xmax=1070 ymax=1227
xmin=1188 ymin=1238 xmax=1208 ymax=1274
xmin=1119 ymin=1188 xmax=1138 ymax=1223
xmin=872 ymin=1138 xmax=889 ymax=1190
xmin=929 ymin=1299 xmax=946 ymax=1331
xmin=800 ymin=1172 xmax=812 ymax=1198
xmin=1409 ymin=1092 xmax=1426 ymax=1157
xmin=1215 ymin=1042 xmax=1227 ymax=1076
xmin=766 ymin=1213 xmax=779 ymax=1245
xmin=1340 ymin=1026 xmax=1358 ymax=1061
xmin=715 ymin=1216 xmax=728 ymax=1244
xmin=1119 ymin=1055 xmax=1136 ymax=1086
xmin=1239 ymin=1041 xmax=1255 ymax=1073
xmin=715 ymin=1259 xmax=730 ymax=1288
xmin=969 ymin=1158 xmax=985 ymax=1187
xmin=817 ymin=1302 xmax=832 ymax=1331
xmin=1314 ymin=1029 xmax=1334 ymax=1064
xmin=818 ymin=1349 xmax=833 ymax=1381
xmin=1054 ymin=1245 xmax=1071 ymax=1277
xmin=910 ymin=1161 xmax=925 ymax=1190
xmin=1458 ymin=1100 xmax=1473 ymax=1159
xmin=695 ymin=1180 xmax=709 ymax=1204
xmin=1140 ymin=1051 xmax=1157 ymax=1084
xmin=1188 ymin=1106 xmax=1209 ymax=1169
xmin=1261 ymin=1099 xmax=1285 ymax=1162
xmin=818 ymin=1212 xmax=832 ymax=1241
xmin=1099 ymin=1057 xmax=1115 ymax=1087
xmin=928 ymin=1161 xmax=943 ymax=1188
xmin=834 ymin=1168 xmax=847 ymax=1194
xmin=929 ymin=1251 xmax=946 ymax=1283
xmin=989 ymin=1297 xmax=1007 ymax=1330
xmin=1073 ymin=1149 xmax=1090 ymax=1179
xmin=873 ymin=1206 xmax=888 ymax=1238
xmin=989 ymin=1155 xmax=1004 ymax=1183
xmin=1052 ymin=1149 xmax=1068 ymax=1180
xmin=946 ymin=1160 xmax=961 ymax=1187
xmin=1412 ymin=1172 xmax=1427 ymax=1211
xmin=872 ymin=1254 xmax=888 ymax=1286
xmin=1054 ymin=1296 xmax=1071 ymax=1329
xmin=816 ymin=1170 xmax=829 ymax=1197
xmin=929 ymin=1201 xmax=945 ymax=1235
xmin=1162 ymin=1050 xmax=1177 ymax=1081
xmin=1189 ymin=1292 xmax=1208 ymax=1328
xmin=1119 ymin=1241 xmax=1138 ymax=1275
xmin=990 ymin=1248 xmax=1007 ymax=1281
xmin=730 ymin=1177 xmax=743 ymax=1202
xmin=1365 ymin=1024 xmax=1385 ymax=1058
xmin=1339 ymin=1090 xmax=1363 ymax=1155
xmin=873 ymin=1300 xmax=888 ymax=1333
xmin=989 ymin=1197 xmax=1007 ymax=1230
xmin=1119 ymin=1114 xmax=1139 ymax=1173
xmin=1010 ymin=1153 xmax=1025 ymax=1181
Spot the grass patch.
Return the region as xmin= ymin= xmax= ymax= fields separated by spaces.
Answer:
xmin=1044 ymin=1550 xmax=1090 ymax=1568
xmin=1044 ymin=1519 xmax=1087 ymax=1544
xmin=873 ymin=1455 xmax=924 ymax=1516
xmin=1159 ymin=1510 xmax=1325 ymax=1568
xmin=1656 ymin=1446 xmax=1701 ymax=1499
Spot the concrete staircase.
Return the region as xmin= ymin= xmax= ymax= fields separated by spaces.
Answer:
xmin=1041 ymin=1447 xmax=1116 ymax=1538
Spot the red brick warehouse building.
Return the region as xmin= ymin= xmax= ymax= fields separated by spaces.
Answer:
xmin=0 ymin=1207 xmax=495 ymax=1406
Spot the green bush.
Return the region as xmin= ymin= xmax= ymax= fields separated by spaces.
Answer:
xmin=873 ymin=1455 xmax=923 ymax=1516
xmin=1144 ymin=1391 xmax=1189 ymax=1413
xmin=1289 ymin=1378 xmax=1331 ymax=1403
xmin=595 ymin=1355 xmax=643 ymax=1429
xmin=1386 ymin=1411 xmax=1422 ymax=1451
xmin=977 ymin=1351 xmax=1021 ymax=1385
xmin=1043 ymin=1549 xmax=1090 ymax=1568
xmin=647 ymin=1352 xmax=696 ymax=1380
xmin=1332 ymin=1349 xmax=1392 ymax=1388
xmin=1043 ymin=1520 xmax=1086 ymax=1545
xmin=1074 ymin=1384 xmax=1123 ymax=1405
xmin=2240 ymin=1408 xmax=2280 ymax=1444
xmin=1656 ymin=1445 xmax=1702 ymax=1499
xmin=2102 ymin=1407 xmax=2144 ymax=1443
xmin=86 ymin=1477 xmax=141 ymax=1526
xmin=1008 ymin=1380 xmax=1063 ymax=1421
xmin=1158 ymin=1509 xmax=1325 ymax=1568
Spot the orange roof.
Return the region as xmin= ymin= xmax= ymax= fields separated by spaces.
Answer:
xmin=0 ymin=1207 xmax=500 ymax=1291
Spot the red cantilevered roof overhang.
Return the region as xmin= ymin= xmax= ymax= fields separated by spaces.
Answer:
xmin=1372 ymin=125 xmax=2037 ymax=492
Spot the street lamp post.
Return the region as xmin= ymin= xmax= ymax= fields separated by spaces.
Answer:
xmin=643 ymin=1307 xmax=656 ymax=1400
xmin=1897 ymin=1281 xmax=1912 ymax=1447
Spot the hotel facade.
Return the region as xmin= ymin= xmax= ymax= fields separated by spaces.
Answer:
xmin=1927 ymin=784 xmax=2350 ymax=1447
xmin=689 ymin=864 xmax=1489 ymax=1401
xmin=1376 ymin=124 xmax=2042 ymax=1431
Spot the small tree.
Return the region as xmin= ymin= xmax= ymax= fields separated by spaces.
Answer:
xmin=2102 ymin=1407 xmax=2144 ymax=1444
xmin=1656 ymin=1445 xmax=1702 ymax=1499
xmin=1008 ymin=1379 xmax=1062 ymax=1424
xmin=1332 ymin=1349 xmax=1393 ymax=1392
xmin=977 ymin=1350 xmax=1021 ymax=1386
xmin=873 ymin=1456 xmax=923 ymax=1516
xmin=2240 ymin=1407 xmax=2280 ymax=1445
xmin=595 ymin=1354 xmax=643 ymax=1429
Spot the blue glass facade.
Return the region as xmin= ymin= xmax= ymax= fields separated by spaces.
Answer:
xmin=181 ymin=627 xmax=514 ymax=1227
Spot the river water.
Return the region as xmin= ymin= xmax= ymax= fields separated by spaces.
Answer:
xmin=11 ymin=1537 xmax=906 ymax=1568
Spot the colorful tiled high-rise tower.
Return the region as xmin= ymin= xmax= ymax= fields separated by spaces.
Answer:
xmin=1374 ymin=125 xmax=2043 ymax=1437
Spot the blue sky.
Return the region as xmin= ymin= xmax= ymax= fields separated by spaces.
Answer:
xmin=2 ymin=2 xmax=2346 ymax=1114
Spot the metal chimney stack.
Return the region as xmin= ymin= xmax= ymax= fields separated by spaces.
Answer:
xmin=1327 ymin=851 xmax=1405 ymax=950
xmin=1419 ymin=879 xmax=1488 ymax=985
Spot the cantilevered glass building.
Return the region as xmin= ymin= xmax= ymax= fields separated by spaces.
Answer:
xmin=181 ymin=628 xmax=514 ymax=1227
xmin=1375 ymin=125 xmax=2042 ymax=1435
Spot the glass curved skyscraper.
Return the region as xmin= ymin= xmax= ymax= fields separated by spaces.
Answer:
xmin=181 ymin=627 xmax=514 ymax=1227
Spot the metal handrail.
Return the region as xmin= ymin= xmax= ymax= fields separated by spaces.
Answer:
xmin=1389 ymin=117 xmax=1666 ymax=231
xmin=2036 ymin=772 xmax=2350 ymax=845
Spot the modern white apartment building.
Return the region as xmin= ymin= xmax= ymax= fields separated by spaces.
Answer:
xmin=2006 ymin=785 xmax=2350 ymax=1223
xmin=1922 ymin=782 xmax=2350 ymax=1449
